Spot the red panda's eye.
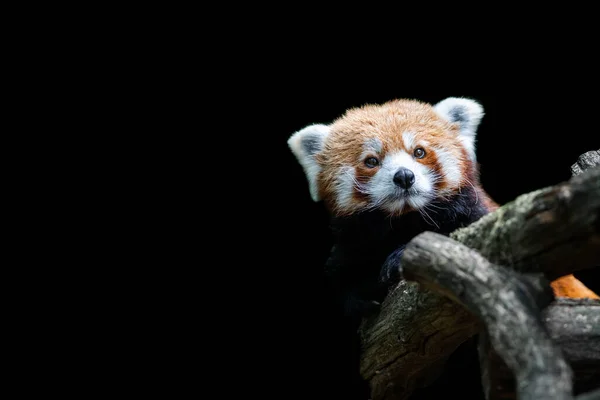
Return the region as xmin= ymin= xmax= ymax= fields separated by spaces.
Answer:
xmin=414 ymin=148 xmax=426 ymax=159
xmin=364 ymin=157 xmax=380 ymax=168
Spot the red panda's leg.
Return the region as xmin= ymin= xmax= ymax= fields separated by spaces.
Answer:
xmin=380 ymin=245 xmax=406 ymax=285
xmin=550 ymin=274 xmax=599 ymax=299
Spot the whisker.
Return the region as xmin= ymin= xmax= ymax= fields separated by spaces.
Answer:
xmin=418 ymin=207 xmax=440 ymax=229
xmin=423 ymin=202 xmax=444 ymax=210
xmin=464 ymin=178 xmax=479 ymax=205
xmin=343 ymin=170 xmax=370 ymax=194
xmin=422 ymin=204 xmax=441 ymax=216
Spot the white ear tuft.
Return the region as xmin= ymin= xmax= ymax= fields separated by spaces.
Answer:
xmin=434 ymin=97 xmax=484 ymax=161
xmin=288 ymin=124 xmax=330 ymax=202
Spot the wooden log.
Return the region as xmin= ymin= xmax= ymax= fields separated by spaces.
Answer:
xmin=359 ymin=153 xmax=600 ymax=399
xmin=401 ymin=232 xmax=573 ymax=400
xmin=450 ymin=164 xmax=600 ymax=280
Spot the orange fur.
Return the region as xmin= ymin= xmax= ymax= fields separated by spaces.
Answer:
xmin=313 ymin=98 xmax=598 ymax=300
xmin=550 ymin=274 xmax=599 ymax=299
xmin=316 ymin=99 xmax=475 ymax=215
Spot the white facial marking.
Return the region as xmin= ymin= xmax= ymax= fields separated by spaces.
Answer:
xmin=402 ymin=131 xmax=416 ymax=150
xmin=367 ymin=150 xmax=435 ymax=214
xmin=361 ymin=138 xmax=383 ymax=160
xmin=432 ymin=146 xmax=461 ymax=188
xmin=363 ymin=138 xmax=383 ymax=154
xmin=335 ymin=165 xmax=356 ymax=212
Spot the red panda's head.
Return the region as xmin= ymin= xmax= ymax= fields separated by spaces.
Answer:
xmin=288 ymin=98 xmax=485 ymax=217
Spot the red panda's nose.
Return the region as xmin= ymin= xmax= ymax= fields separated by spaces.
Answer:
xmin=393 ymin=168 xmax=415 ymax=189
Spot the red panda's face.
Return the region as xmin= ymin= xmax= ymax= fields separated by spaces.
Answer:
xmin=289 ymin=98 xmax=484 ymax=217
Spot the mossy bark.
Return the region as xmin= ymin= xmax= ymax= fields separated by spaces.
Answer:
xmin=358 ymin=153 xmax=600 ymax=400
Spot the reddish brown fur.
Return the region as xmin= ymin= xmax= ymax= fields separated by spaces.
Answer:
xmin=419 ymin=150 xmax=445 ymax=191
xmin=315 ymin=99 xmax=477 ymax=215
xmin=312 ymin=98 xmax=596 ymax=300
xmin=551 ymin=275 xmax=599 ymax=299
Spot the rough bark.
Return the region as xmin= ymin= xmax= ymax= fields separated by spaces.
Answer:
xmin=570 ymin=150 xmax=600 ymax=177
xmin=359 ymin=281 xmax=480 ymax=400
xmin=544 ymin=299 xmax=600 ymax=396
xmin=401 ymin=232 xmax=573 ymax=400
xmin=475 ymin=151 xmax=600 ymax=400
xmin=544 ymin=299 xmax=600 ymax=366
xmin=478 ymin=299 xmax=600 ymax=399
xmin=358 ymin=155 xmax=600 ymax=400
xmin=450 ymin=164 xmax=600 ymax=281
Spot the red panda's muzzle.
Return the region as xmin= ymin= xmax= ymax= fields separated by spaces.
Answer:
xmin=393 ymin=168 xmax=415 ymax=189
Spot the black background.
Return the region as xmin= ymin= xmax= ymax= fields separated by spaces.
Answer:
xmin=257 ymin=92 xmax=598 ymax=400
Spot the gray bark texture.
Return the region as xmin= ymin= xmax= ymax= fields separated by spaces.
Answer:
xmin=475 ymin=151 xmax=600 ymax=400
xmin=571 ymin=150 xmax=600 ymax=177
xmin=402 ymin=232 xmax=573 ymax=400
xmin=450 ymin=164 xmax=600 ymax=280
xmin=359 ymin=281 xmax=480 ymax=400
xmin=478 ymin=299 xmax=600 ymax=399
xmin=358 ymin=153 xmax=600 ymax=400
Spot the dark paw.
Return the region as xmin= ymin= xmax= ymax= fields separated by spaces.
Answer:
xmin=380 ymin=245 xmax=406 ymax=285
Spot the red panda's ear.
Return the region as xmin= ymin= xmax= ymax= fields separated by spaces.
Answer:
xmin=288 ymin=124 xmax=330 ymax=202
xmin=434 ymin=97 xmax=484 ymax=162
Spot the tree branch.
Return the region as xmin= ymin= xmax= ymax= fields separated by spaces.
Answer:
xmin=358 ymin=154 xmax=600 ymax=400
xmin=477 ymin=298 xmax=600 ymax=400
xmin=401 ymin=232 xmax=573 ymax=399
xmin=476 ymin=151 xmax=600 ymax=399
xmin=359 ymin=281 xmax=480 ymax=400
xmin=571 ymin=149 xmax=600 ymax=177
xmin=450 ymin=165 xmax=600 ymax=280
xmin=543 ymin=298 xmax=600 ymax=396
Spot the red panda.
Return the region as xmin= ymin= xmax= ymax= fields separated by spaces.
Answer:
xmin=289 ymin=97 xmax=598 ymax=317
xmin=290 ymin=98 xmax=495 ymax=219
